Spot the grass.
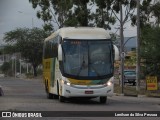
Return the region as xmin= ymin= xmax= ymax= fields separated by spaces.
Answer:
xmin=114 ymin=83 xmax=160 ymax=97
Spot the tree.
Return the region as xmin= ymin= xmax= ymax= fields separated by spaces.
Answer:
xmin=91 ymin=0 xmax=136 ymax=29
xmin=29 ymin=0 xmax=79 ymax=30
xmin=72 ymin=0 xmax=90 ymax=26
xmin=140 ymin=25 xmax=160 ymax=75
xmin=29 ymin=0 xmax=118 ymax=30
xmin=150 ymin=2 xmax=160 ymax=26
xmin=131 ymin=0 xmax=160 ymax=27
xmin=90 ymin=0 xmax=116 ymax=29
xmin=3 ymin=27 xmax=50 ymax=76
xmin=131 ymin=0 xmax=150 ymax=27
xmin=109 ymin=0 xmax=137 ymax=34
xmin=29 ymin=0 xmax=96 ymax=28
xmin=0 ymin=62 xmax=11 ymax=75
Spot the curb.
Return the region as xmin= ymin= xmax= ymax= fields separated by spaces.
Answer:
xmin=114 ymin=93 xmax=147 ymax=98
xmin=124 ymin=94 xmax=138 ymax=97
xmin=137 ymin=95 xmax=146 ymax=98
xmin=113 ymin=93 xmax=124 ymax=96
xmin=114 ymin=93 xmax=160 ymax=98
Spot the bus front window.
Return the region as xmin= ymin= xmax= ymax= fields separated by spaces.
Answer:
xmin=62 ymin=39 xmax=113 ymax=79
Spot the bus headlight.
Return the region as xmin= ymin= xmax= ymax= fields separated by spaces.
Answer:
xmin=107 ymin=81 xmax=112 ymax=86
xmin=64 ymin=81 xmax=71 ymax=86
xmin=106 ymin=77 xmax=114 ymax=86
xmin=62 ymin=79 xmax=71 ymax=86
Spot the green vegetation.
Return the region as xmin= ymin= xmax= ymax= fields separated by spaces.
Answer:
xmin=3 ymin=28 xmax=49 ymax=76
xmin=140 ymin=25 xmax=160 ymax=76
xmin=1 ymin=0 xmax=160 ymax=81
xmin=28 ymin=0 xmax=138 ymax=30
xmin=25 ymin=72 xmax=34 ymax=79
xmin=131 ymin=0 xmax=160 ymax=27
xmin=0 ymin=62 xmax=11 ymax=75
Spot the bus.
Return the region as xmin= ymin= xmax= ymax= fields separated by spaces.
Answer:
xmin=43 ymin=27 xmax=119 ymax=103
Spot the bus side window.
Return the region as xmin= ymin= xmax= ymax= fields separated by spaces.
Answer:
xmin=46 ymin=42 xmax=50 ymax=58
xmin=52 ymin=36 xmax=58 ymax=58
xmin=44 ymin=36 xmax=59 ymax=59
xmin=43 ymin=42 xmax=46 ymax=59
xmin=44 ymin=42 xmax=48 ymax=59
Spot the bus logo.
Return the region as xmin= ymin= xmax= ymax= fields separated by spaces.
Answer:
xmin=2 ymin=112 xmax=11 ymax=117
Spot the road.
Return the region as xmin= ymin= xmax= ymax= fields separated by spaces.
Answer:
xmin=0 ymin=77 xmax=160 ymax=120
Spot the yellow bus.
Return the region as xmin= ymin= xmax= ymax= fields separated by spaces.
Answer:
xmin=43 ymin=27 xmax=119 ymax=103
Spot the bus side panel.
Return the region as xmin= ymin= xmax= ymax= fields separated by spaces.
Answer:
xmin=50 ymin=58 xmax=57 ymax=94
xmin=43 ymin=58 xmax=51 ymax=92
xmin=54 ymin=58 xmax=61 ymax=95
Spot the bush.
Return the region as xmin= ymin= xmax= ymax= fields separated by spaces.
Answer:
xmin=25 ymin=72 xmax=34 ymax=79
xmin=0 ymin=62 xmax=11 ymax=75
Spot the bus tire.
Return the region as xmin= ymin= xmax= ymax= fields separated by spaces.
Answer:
xmin=133 ymin=82 xmax=136 ymax=86
xmin=100 ymin=96 xmax=107 ymax=104
xmin=57 ymin=81 xmax=65 ymax=102
xmin=47 ymin=93 xmax=54 ymax=99
xmin=53 ymin=94 xmax=59 ymax=99
xmin=59 ymin=96 xmax=65 ymax=102
xmin=45 ymin=80 xmax=53 ymax=99
xmin=45 ymin=80 xmax=48 ymax=93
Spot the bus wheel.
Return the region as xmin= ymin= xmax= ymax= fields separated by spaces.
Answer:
xmin=133 ymin=82 xmax=136 ymax=86
xmin=57 ymin=82 xmax=65 ymax=102
xmin=53 ymin=94 xmax=59 ymax=99
xmin=47 ymin=93 xmax=54 ymax=99
xmin=45 ymin=81 xmax=53 ymax=99
xmin=59 ymin=96 xmax=65 ymax=102
xmin=100 ymin=96 xmax=107 ymax=104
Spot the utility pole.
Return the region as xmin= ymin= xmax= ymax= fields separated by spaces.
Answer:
xmin=136 ymin=0 xmax=140 ymax=92
xmin=119 ymin=2 xmax=125 ymax=94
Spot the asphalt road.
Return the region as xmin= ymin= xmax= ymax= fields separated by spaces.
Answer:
xmin=0 ymin=77 xmax=160 ymax=120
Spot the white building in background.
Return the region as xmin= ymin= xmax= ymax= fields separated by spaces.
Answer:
xmin=0 ymin=48 xmax=32 ymax=76
xmin=0 ymin=52 xmax=21 ymax=65
xmin=0 ymin=54 xmax=12 ymax=66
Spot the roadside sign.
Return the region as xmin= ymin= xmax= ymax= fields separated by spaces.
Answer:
xmin=146 ymin=76 xmax=158 ymax=90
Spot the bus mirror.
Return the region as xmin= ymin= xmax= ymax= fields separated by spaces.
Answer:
xmin=58 ymin=44 xmax=63 ymax=61
xmin=113 ymin=45 xmax=119 ymax=61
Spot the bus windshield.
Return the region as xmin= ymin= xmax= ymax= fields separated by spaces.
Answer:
xmin=62 ymin=39 xmax=114 ymax=79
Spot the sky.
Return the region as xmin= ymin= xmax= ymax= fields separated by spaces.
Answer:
xmin=0 ymin=0 xmax=137 ymax=45
xmin=0 ymin=0 xmax=44 ymax=45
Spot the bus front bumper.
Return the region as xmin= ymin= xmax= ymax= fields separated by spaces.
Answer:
xmin=61 ymin=84 xmax=114 ymax=98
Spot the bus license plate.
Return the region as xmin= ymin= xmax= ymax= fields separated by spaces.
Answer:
xmin=85 ymin=91 xmax=93 ymax=94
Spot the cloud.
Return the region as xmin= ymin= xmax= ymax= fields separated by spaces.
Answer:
xmin=0 ymin=34 xmax=4 ymax=39
xmin=0 ymin=34 xmax=5 ymax=45
xmin=0 ymin=23 xmax=3 ymax=26
xmin=0 ymin=20 xmax=5 ymax=26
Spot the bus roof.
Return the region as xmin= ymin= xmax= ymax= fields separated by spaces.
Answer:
xmin=45 ymin=27 xmax=111 ymax=41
